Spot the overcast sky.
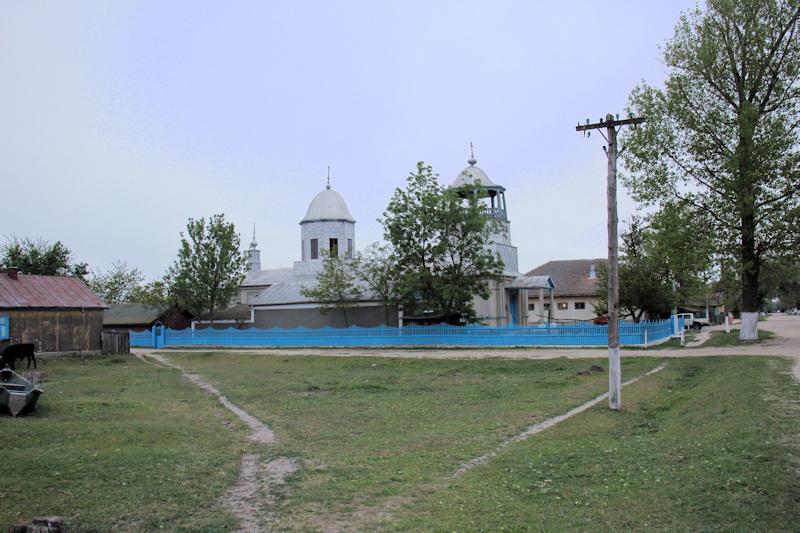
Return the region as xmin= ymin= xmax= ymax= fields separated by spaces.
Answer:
xmin=0 ymin=1 xmax=697 ymax=279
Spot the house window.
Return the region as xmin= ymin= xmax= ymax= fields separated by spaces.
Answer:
xmin=528 ymin=303 xmax=535 ymax=311
xmin=557 ymin=302 xmax=568 ymax=310
xmin=329 ymin=238 xmax=339 ymax=257
xmin=301 ymin=240 xmax=305 ymax=261
xmin=347 ymin=238 xmax=353 ymax=259
xmin=575 ymin=302 xmax=586 ymax=310
xmin=543 ymin=303 xmax=550 ymax=310
xmin=310 ymin=239 xmax=319 ymax=260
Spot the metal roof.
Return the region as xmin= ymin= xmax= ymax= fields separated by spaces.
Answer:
xmin=104 ymin=303 xmax=161 ymax=325
xmin=524 ymin=259 xmax=605 ymax=297
xmin=451 ymin=164 xmax=504 ymax=191
xmin=252 ymin=279 xmax=376 ymax=306
xmin=507 ymin=275 xmax=556 ymax=290
xmin=300 ymin=188 xmax=356 ymax=223
xmin=0 ymin=272 xmax=106 ymax=309
xmin=241 ymin=267 xmax=295 ymax=288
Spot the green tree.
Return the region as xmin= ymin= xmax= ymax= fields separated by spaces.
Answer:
xmin=88 ymin=261 xmax=144 ymax=304
xmin=597 ymin=218 xmax=677 ymax=322
xmin=301 ymin=252 xmax=364 ymax=327
xmin=622 ymin=0 xmax=800 ymax=339
xmin=760 ymin=258 xmax=800 ymax=310
xmin=128 ymin=277 xmax=173 ymax=312
xmin=381 ymin=162 xmax=503 ymax=324
xmin=647 ymin=201 xmax=716 ymax=304
xmin=168 ymin=214 xmax=248 ymax=319
xmin=355 ymin=243 xmax=399 ymax=325
xmin=1 ymin=236 xmax=89 ymax=279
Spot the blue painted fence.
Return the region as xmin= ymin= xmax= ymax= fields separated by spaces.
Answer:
xmin=130 ymin=318 xmax=680 ymax=349
xmin=0 ymin=314 xmax=8 ymax=340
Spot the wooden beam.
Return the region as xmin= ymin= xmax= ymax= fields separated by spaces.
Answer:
xmin=576 ymin=116 xmax=645 ymax=132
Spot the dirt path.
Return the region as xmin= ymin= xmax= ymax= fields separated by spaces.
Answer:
xmin=455 ymin=363 xmax=667 ymax=476
xmin=135 ymin=352 xmax=295 ymax=532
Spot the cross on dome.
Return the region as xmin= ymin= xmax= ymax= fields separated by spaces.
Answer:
xmin=468 ymin=142 xmax=477 ymax=166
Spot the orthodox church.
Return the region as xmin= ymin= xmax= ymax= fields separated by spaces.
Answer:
xmin=239 ymin=152 xmax=554 ymax=328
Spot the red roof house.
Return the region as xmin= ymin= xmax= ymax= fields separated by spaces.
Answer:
xmin=0 ymin=268 xmax=106 ymax=353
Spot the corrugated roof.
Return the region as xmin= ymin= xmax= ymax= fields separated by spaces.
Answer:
xmin=241 ymin=267 xmax=296 ymax=288
xmin=104 ymin=303 xmax=160 ymax=325
xmin=524 ymin=259 xmax=606 ymax=297
xmin=0 ymin=272 xmax=106 ymax=309
xmin=507 ymin=275 xmax=555 ymax=290
xmin=253 ymin=279 xmax=377 ymax=306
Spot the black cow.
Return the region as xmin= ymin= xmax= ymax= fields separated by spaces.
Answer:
xmin=1 ymin=343 xmax=37 ymax=370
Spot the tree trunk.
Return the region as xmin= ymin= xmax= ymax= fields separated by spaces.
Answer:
xmin=737 ymin=104 xmax=760 ymax=341
xmin=342 ymin=307 xmax=350 ymax=328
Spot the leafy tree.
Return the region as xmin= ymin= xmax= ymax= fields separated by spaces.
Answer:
xmin=647 ymin=201 xmax=716 ymax=304
xmin=88 ymin=261 xmax=144 ymax=304
xmin=760 ymin=257 xmax=800 ymax=310
xmin=622 ymin=0 xmax=800 ymax=338
xmin=597 ymin=218 xmax=676 ymax=322
xmin=1 ymin=236 xmax=88 ymax=279
xmin=302 ymin=252 xmax=364 ymax=327
xmin=355 ymin=243 xmax=399 ymax=325
xmin=168 ymin=214 xmax=248 ymax=319
xmin=381 ymin=162 xmax=503 ymax=324
xmin=128 ymin=277 xmax=173 ymax=312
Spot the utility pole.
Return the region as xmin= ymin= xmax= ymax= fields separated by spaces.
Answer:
xmin=576 ymin=114 xmax=645 ymax=410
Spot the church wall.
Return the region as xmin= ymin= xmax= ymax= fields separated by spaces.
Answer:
xmin=300 ymin=220 xmax=356 ymax=260
xmin=254 ymin=305 xmax=398 ymax=329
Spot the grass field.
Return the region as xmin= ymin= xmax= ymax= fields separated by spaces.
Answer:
xmin=3 ymin=352 xmax=799 ymax=531
xmin=702 ymin=328 xmax=775 ymax=347
xmin=1 ymin=356 xmax=247 ymax=531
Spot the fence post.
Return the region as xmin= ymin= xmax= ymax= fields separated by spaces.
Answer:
xmin=725 ymin=314 xmax=730 ymax=334
xmin=644 ymin=328 xmax=648 ymax=349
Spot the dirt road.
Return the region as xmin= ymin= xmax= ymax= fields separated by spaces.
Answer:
xmin=133 ymin=314 xmax=800 ymax=380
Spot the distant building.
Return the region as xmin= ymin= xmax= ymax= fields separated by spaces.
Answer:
xmin=524 ymin=259 xmax=605 ymax=323
xmin=103 ymin=303 xmax=192 ymax=332
xmin=239 ymin=175 xmax=396 ymax=328
xmin=0 ymin=268 xmax=106 ymax=353
xmin=238 ymin=152 xmax=555 ymax=328
xmin=450 ymin=150 xmax=555 ymax=326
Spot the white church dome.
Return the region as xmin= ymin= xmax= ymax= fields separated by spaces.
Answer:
xmin=451 ymin=148 xmax=505 ymax=191
xmin=301 ymin=188 xmax=356 ymax=223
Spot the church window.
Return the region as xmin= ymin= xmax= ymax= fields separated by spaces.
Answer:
xmin=557 ymin=302 xmax=568 ymax=310
xmin=347 ymin=239 xmax=353 ymax=258
xmin=301 ymin=240 xmax=305 ymax=261
xmin=543 ymin=303 xmax=550 ymax=310
xmin=311 ymin=239 xmax=319 ymax=260
xmin=329 ymin=238 xmax=339 ymax=257
xmin=575 ymin=302 xmax=586 ymax=310
xmin=528 ymin=303 xmax=535 ymax=311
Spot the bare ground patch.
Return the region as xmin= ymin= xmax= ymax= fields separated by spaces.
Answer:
xmin=137 ymin=352 xmax=295 ymax=531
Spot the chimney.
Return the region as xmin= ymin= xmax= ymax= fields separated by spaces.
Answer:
xmin=7 ymin=267 xmax=18 ymax=280
xmin=588 ymin=263 xmax=597 ymax=280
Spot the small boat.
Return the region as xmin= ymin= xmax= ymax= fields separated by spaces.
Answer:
xmin=0 ymin=367 xmax=43 ymax=416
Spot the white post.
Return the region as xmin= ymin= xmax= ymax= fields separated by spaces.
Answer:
xmin=725 ymin=313 xmax=730 ymax=334
xmin=644 ymin=329 xmax=648 ymax=349
xmin=680 ymin=328 xmax=685 ymax=347
xmin=673 ymin=314 xmax=679 ymax=338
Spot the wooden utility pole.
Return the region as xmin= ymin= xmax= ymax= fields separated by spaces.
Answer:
xmin=576 ymin=114 xmax=645 ymax=410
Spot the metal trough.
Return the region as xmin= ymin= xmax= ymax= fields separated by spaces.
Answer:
xmin=0 ymin=367 xmax=42 ymax=416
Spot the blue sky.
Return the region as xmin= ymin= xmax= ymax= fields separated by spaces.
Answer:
xmin=0 ymin=1 xmax=697 ymax=278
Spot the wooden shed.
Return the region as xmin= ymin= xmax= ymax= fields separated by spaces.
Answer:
xmin=103 ymin=303 xmax=192 ymax=332
xmin=0 ymin=268 xmax=106 ymax=353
